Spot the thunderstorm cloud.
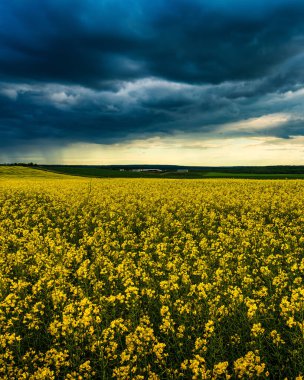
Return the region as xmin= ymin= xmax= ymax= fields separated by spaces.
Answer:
xmin=1 ymin=0 xmax=304 ymax=162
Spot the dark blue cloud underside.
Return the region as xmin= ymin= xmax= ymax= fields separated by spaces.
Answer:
xmin=0 ymin=0 xmax=304 ymax=149
xmin=1 ymin=0 xmax=304 ymax=85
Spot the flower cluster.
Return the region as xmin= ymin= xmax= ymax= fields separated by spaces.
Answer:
xmin=0 ymin=168 xmax=304 ymax=378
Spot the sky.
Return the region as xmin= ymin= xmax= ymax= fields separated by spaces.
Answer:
xmin=1 ymin=0 xmax=304 ymax=165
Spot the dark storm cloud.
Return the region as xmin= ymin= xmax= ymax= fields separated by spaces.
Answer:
xmin=0 ymin=82 xmax=176 ymax=147
xmin=1 ymin=0 xmax=304 ymax=153
xmin=1 ymin=78 xmax=302 ymax=149
xmin=270 ymin=119 xmax=304 ymax=139
xmin=2 ymin=0 xmax=304 ymax=86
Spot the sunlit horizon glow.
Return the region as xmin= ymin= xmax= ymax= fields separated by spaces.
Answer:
xmin=2 ymin=134 xmax=304 ymax=166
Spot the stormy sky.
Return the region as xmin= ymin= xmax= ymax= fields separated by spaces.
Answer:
xmin=1 ymin=0 xmax=304 ymax=165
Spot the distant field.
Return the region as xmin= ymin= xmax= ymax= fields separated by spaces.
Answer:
xmin=35 ymin=165 xmax=304 ymax=179
xmin=40 ymin=166 xmax=161 ymax=178
xmin=203 ymin=172 xmax=304 ymax=179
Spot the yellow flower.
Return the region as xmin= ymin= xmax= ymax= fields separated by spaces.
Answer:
xmin=234 ymin=351 xmax=266 ymax=378
xmin=251 ymin=323 xmax=265 ymax=338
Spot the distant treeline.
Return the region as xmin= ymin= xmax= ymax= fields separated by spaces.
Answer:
xmin=1 ymin=162 xmax=38 ymax=167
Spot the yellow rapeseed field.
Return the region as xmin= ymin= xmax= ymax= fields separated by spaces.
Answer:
xmin=0 ymin=167 xmax=304 ymax=379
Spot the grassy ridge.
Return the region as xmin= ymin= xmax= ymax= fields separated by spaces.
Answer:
xmin=0 ymin=166 xmax=70 ymax=179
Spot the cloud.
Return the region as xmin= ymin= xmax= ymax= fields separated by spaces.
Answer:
xmin=1 ymin=0 xmax=304 ymax=87
xmin=1 ymin=0 xmax=304 ymax=161
xmin=216 ymin=114 xmax=293 ymax=135
xmin=1 ymin=75 xmax=304 ymax=155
